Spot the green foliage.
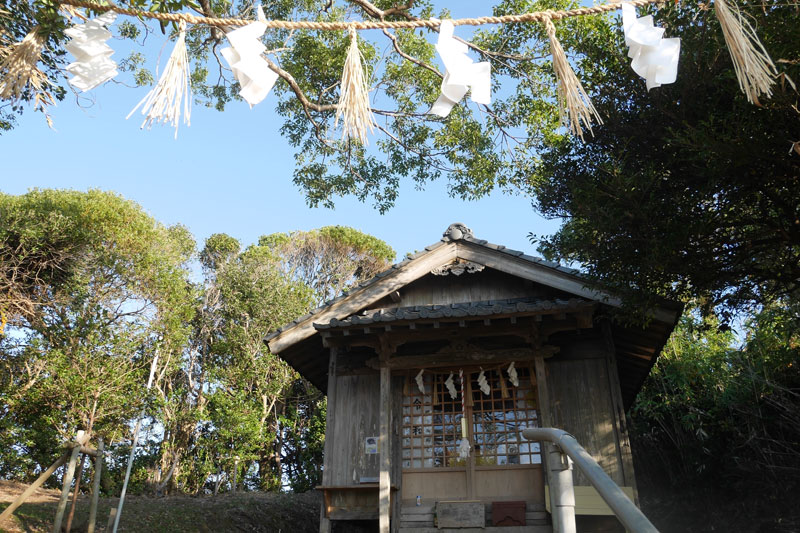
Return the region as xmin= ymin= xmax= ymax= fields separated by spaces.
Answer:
xmin=259 ymin=225 xmax=395 ymax=304
xmin=0 ymin=0 xmax=68 ymax=130
xmin=6 ymin=0 xmax=607 ymax=210
xmin=631 ymin=303 xmax=800 ymax=490
xmin=0 ymin=189 xmax=195 ymax=477
xmin=530 ymin=2 xmax=800 ymax=316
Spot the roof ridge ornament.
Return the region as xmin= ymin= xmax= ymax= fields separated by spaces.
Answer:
xmin=442 ymin=222 xmax=473 ymax=242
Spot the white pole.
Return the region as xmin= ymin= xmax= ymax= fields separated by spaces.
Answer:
xmin=112 ymin=351 xmax=159 ymax=533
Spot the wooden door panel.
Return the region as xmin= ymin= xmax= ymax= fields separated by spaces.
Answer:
xmin=401 ymin=470 xmax=467 ymax=502
xmin=473 ymin=466 xmax=544 ymax=502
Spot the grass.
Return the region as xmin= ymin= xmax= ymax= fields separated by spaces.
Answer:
xmin=0 ymin=485 xmax=321 ymax=533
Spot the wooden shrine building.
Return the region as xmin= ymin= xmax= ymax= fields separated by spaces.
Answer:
xmin=266 ymin=223 xmax=681 ymax=533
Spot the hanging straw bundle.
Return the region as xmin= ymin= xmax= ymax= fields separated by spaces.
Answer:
xmin=127 ymin=21 xmax=191 ymax=138
xmin=0 ymin=27 xmax=51 ymax=104
xmin=334 ymin=27 xmax=375 ymax=144
xmin=544 ymin=15 xmax=602 ymax=140
xmin=714 ymin=0 xmax=776 ymax=104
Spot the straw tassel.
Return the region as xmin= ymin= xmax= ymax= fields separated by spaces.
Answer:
xmin=714 ymin=0 xmax=776 ymax=104
xmin=127 ymin=21 xmax=191 ymax=138
xmin=0 ymin=27 xmax=52 ymax=106
xmin=544 ymin=15 xmax=602 ymax=140
xmin=335 ymin=27 xmax=375 ymax=144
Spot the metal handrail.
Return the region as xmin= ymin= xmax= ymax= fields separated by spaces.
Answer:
xmin=522 ymin=427 xmax=659 ymax=533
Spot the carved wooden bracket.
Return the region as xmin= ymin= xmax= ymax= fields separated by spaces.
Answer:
xmin=431 ymin=259 xmax=485 ymax=276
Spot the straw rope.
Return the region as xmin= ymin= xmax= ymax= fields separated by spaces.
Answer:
xmin=58 ymin=0 xmax=665 ymax=31
xmin=335 ymin=27 xmax=375 ymax=144
xmin=714 ymin=0 xmax=776 ymax=104
xmin=544 ymin=15 xmax=602 ymax=139
xmin=0 ymin=28 xmax=46 ymax=101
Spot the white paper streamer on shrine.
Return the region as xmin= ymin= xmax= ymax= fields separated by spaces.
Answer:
xmin=477 ymin=369 xmax=490 ymax=395
xmin=415 ymin=369 xmax=425 ymax=394
xmin=220 ymin=6 xmax=279 ymax=107
xmin=429 ymin=19 xmax=491 ymax=117
xmin=445 ymin=372 xmax=458 ymax=400
xmin=507 ymin=362 xmax=519 ymax=387
xmin=64 ymin=13 xmax=118 ymax=92
xmin=621 ymin=3 xmax=680 ymax=90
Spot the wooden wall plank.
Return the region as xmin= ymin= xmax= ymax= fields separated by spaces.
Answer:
xmin=327 ymin=373 xmax=380 ymax=485
xmin=546 ymin=348 xmax=624 ymax=486
xmin=602 ymin=320 xmax=640 ymax=502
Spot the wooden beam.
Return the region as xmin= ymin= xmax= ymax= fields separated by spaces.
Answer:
xmin=0 ymin=451 xmax=70 ymax=523
xmin=322 ymin=310 xmax=596 ymax=351
xmin=378 ymin=339 xmax=392 ymax=533
xmin=365 ymin=346 xmax=559 ymax=371
xmin=268 ymin=244 xmax=457 ymax=353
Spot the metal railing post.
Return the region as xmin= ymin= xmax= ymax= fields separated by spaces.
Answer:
xmin=523 ymin=427 xmax=659 ymax=533
xmin=548 ymin=446 xmax=576 ymax=533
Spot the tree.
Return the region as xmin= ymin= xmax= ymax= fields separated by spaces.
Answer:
xmin=5 ymin=0 xmax=599 ymax=210
xmin=529 ymin=2 xmax=800 ymax=316
xmin=631 ymin=302 xmax=800 ymax=492
xmin=0 ymin=189 xmax=195 ymax=479
xmin=0 ymin=1 xmax=68 ymax=130
xmin=259 ymin=225 xmax=395 ymax=304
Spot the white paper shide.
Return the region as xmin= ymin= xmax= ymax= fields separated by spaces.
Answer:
xmin=477 ymin=369 xmax=490 ymax=395
xmin=445 ymin=372 xmax=458 ymax=400
xmin=415 ymin=369 xmax=425 ymax=394
xmin=221 ymin=7 xmax=279 ymax=107
xmin=65 ymin=13 xmax=118 ymax=92
xmin=430 ymin=20 xmax=491 ymax=117
xmin=622 ymin=3 xmax=680 ymax=90
xmin=507 ymin=362 xmax=519 ymax=387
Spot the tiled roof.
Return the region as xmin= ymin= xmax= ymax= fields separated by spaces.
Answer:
xmin=265 ymin=230 xmax=579 ymax=342
xmin=314 ymin=297 xmax=592 ymax=330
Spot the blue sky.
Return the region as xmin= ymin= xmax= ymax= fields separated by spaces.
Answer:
xmin=0 ymin=2 xmax=562 ymax=260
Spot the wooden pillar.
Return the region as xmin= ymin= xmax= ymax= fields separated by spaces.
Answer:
xmin=378 ymin=340 xmax=392 ymax=533
xmin=533 ymin=353 xmax=562 ymax=533
xmin=601 ymin=320 xmax=640 ymax=504
xmin=319 ymin=347 xmax=338 ymax=533
xmin=106 ymin=508 xmax=117 ymax=532
xmin=87 ymin=438 xmax=104 ymax=533
xmin=53 ymin=441 xmax=82 ymax=533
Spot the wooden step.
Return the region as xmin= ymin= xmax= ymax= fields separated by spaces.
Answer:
xmin=399 ymin=505 xmax=551 ymax=528
xmin=401 ymin=505 xmax=436 ymax=514
xmin=399 ymin=525 xmax=553 ymax=533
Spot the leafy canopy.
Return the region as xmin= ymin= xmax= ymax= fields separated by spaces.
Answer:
xmin=528 ymin=1 xmax=800 ymax=316
xmin=7 ymin=0 xmax=596 ymax=211
xmin=0 ymin=189 xmax=195 ymax=476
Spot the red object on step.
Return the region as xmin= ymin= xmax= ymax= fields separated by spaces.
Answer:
xmin=492 ymin=500 xmax=526 ymax=526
